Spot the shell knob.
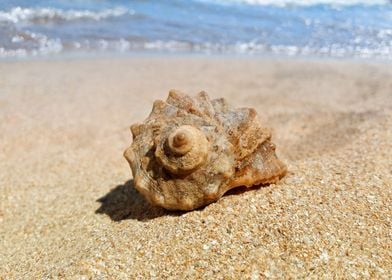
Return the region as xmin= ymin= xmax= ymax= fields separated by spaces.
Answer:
xmin=155 ymin=125 xmax=209 ymax=175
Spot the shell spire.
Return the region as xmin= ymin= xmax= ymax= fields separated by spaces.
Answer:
xmin=155 ymin=125 xmax=209 ymax=175
xmin=124 ymin=90 xmax=286 ymax=210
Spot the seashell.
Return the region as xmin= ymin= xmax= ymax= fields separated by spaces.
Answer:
xmin=124 ymin=90 xmax=287 ymax=210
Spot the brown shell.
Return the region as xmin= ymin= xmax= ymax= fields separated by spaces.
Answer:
xmin=124 ymin=90 xmax=286 ymax=210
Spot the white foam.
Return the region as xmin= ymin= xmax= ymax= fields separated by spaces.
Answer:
xmin=0 ymin=48 xmax=28 ymax=57
xmin=199 ymin=0 xmax=389 ymax=6
xmin=0 ymin=30 xmax=63 ymax=57
xmin=0 ymin=6 xmax=133 ymax=24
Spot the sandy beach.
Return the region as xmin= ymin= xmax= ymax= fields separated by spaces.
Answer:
xmin=0 ymin=56 xmax=391 ymax=278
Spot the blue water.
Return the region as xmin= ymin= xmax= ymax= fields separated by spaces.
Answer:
xmin=0 ymin=0 xmax=391 ymax=59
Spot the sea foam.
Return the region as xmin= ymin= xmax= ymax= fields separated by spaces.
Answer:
xmin=0 ymin=7 xmax=133 ymax=23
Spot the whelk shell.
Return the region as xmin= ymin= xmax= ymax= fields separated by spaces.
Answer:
xmin=124 ymin=90 xmax=287 ymax=210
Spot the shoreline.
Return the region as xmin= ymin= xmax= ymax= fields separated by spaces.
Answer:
xmin=2 ymin=51 xmax=392 ymax=65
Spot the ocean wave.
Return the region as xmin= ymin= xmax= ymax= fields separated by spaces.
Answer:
xmin=0 ymin=7 xmax=134 ymax=24
xmin=199 ymin=0 xmax=390 ymax=6
xmin=0 ymin=1 xmax=390 ymax=60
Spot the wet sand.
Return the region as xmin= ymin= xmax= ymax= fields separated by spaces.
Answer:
xmin=0 ymin=57 xmax=391 ymax=278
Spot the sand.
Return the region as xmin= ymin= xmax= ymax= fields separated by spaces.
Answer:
xmin=0 ymin=56 xmax=391 ymax=279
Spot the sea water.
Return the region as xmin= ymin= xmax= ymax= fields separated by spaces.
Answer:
xmin=0 ymin=0 xmax=391 ymax=59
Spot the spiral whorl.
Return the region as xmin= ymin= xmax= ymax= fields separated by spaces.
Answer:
xmin=168 ymin=127 xmax=194 ymax=155
xmin=155 ymin=125 xmax=209 ymax=175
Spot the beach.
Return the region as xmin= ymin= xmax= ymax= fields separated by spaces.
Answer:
xmin=0 ymin=56 xmax=391 ymax=278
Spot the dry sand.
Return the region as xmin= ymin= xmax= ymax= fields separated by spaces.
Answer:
xmin=0 ymin=57 xmax=391 ymax=279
